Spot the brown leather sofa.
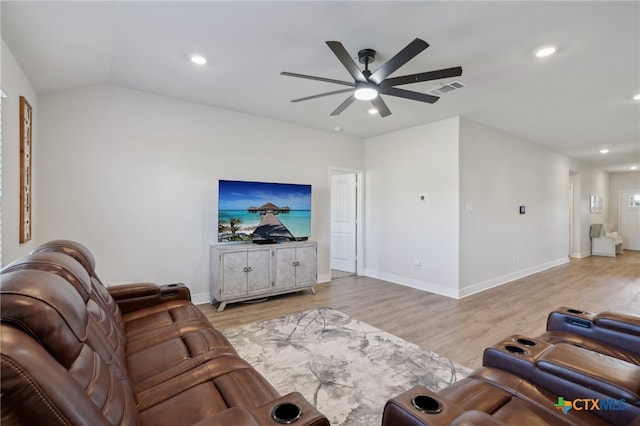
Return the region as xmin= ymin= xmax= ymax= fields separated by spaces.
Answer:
xmin=1 ymin=240 xmax=329 ymax=426
xmin=382 ymin=307 xmax=640 ymax=426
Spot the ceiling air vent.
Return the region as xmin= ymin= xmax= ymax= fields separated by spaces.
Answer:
xmin=428 ymin=81 xmax=465 ymax=96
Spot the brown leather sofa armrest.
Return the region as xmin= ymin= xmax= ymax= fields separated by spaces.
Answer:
xmin=108 ymin=283 xmax=191 ymax=314
xmin=191 ymin=394 xmax=329 ymax=426
xmin=382 ymin=385 xmax=465 ymax=426
xmin=191 ymin=408 xmax=260 ymax=426
xmin=248 ymin=392 xmax=329 ymax=426
xmin=450 ymin=410 xmax=509 ymax=426
xmin=546 ymin=307 xmax=596 ymax=331
xmin=108 ymin=283 xmax=160 ymax=299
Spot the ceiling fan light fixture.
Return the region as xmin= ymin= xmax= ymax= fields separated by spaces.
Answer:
xmin=354 ymin=85 xmax=378 ymax=101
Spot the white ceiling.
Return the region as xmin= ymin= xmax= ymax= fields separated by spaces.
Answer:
xmin=2 ymin=1 xmax=639 ymax=172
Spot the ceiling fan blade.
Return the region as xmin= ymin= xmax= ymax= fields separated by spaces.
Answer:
xmin=326 ymin=41 xmax=367 ymax=83
xmin=380 ymin=86 xmax=440 ymax=104
xmin=381 ymin=66 xmax=463 ymax=87
xmin=370 ymin=96 xmax=391 ymax=117
xmin=281 ymin=72 xmax=355 ymax=87
xmin=330 ymin=94 xmax=356 ymax=116
xmin=291 ymin=88 xmax=354 ymax=103
xmin=369 ymin=38 xmax=429 ymax=84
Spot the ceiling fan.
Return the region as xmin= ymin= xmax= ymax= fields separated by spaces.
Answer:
xmin=281 ymin=38 xmax=463 ymax=118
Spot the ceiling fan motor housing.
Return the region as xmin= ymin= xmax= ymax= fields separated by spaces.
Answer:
xmin=358 ymin=49 xmax=376 ymax=65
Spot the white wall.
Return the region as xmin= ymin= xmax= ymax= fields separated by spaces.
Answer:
xmin=458 ymin=118 xmax=570 ymax=295
xmin=364 ymin=117 xmax=460 ymax=297
xmin=1 ymin=39 xmax=39 ymax=264
xmin=363 ymin=116 xmax=610 ymax=299
xmin=36 ymin=84 xmax=364 ymax=303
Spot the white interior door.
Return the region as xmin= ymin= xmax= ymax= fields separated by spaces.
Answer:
xmin=331 ymin=173 xmax=357 ymax=273
xmin=619 ymin=191 xmax=640 ymax=250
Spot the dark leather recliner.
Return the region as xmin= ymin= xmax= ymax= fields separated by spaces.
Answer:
xmin=1 ymin=240 xmax=329 ymax=426
xmin=383 ymin=307 xmax=640 ymax=426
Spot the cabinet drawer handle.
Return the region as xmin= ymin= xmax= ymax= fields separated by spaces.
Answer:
xmin=247 ymin=266 xmax=253 ymax=272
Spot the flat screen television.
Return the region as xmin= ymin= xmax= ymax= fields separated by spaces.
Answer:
xmin=218 ymin=179 xmax=312 ymax=243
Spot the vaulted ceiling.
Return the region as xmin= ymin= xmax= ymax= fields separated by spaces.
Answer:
xmin=2 ymin=1 xmax=639 ymax=172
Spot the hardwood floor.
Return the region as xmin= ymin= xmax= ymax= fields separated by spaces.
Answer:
xmin=198 ymin=251 xmax=639 ymax=369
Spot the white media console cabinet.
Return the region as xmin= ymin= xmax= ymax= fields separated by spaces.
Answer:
xmin=209 ymin=241 xmax=317 ymax=312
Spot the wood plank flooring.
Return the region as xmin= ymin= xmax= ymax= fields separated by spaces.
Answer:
xmin=198 ymin=251 xmax=639 ymax=369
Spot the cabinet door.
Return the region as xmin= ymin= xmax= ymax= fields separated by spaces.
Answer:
xmin=295 ymin=245 xmax=317 ymax=286
xmin=246 ymin=248 xmax=272 ymax=294
xmin=274 ymin=247 xmax=297 ymax=289
xmin=220 ymin=251 xmax=248 ymax=297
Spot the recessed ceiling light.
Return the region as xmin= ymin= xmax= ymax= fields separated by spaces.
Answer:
xmin=634 ymin=93 xmax=640 ymax=101
xmin=333 ymin=126 xmax=343 ymax=132
xmin=599 ymin=149 xmax=609 ymax=154
xmin=535 ymin=46 xmax=557 ymax=58
xmin=190 ymin=55 xmax=207 ymax=65
xmin=368 ymin=108 xmax=378 ymax=115
xmin=631 ymin=166 xmax=638 ymax=170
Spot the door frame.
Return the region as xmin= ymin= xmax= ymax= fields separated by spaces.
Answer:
xmin=568 ymin=184 xmax=574 ymax=257
xmin=618 ymin=189 xmax=640 ymax=250
xmin=329 ymin=167 xmax=364 ymax=276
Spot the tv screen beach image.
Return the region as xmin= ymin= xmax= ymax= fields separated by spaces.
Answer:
xmin=218 ymin=180 xmax=311 ymax=242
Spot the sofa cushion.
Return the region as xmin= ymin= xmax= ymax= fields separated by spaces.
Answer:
xmin=1 ymin=271 xmax=139 ymax=425
xmin=1 ymin=270 xmax=88 ymax=367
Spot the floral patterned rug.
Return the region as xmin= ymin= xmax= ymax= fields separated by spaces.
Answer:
xmin=223 ymin=307 xmax=471 ymax=426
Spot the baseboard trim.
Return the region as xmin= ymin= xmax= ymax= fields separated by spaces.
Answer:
xmin=317 ymin=272 xmax=331 ymax=284
xmin=363 ymin=257 xmax=570 ymax=300
xmin=361 ymin=269 xmax=459 ymax=298
xmin=570 ymin=251 xmax=591 ymax=259
xmin=458 ymin=257 xmax=570 ymax=298
xmin=192 ymin=292 xmax=211 ymax=305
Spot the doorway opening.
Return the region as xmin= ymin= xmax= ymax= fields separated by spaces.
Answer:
xmin=330 ymin=168 xmax=363 ymax=280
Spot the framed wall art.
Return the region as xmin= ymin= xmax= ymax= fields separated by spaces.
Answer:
xmin=589 ymin=194 xmax=603 ymax=214
xmin=19 ymin=96 xmax=32 ymax=243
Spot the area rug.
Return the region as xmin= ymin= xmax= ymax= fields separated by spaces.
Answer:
xmin=223 ymin=307 xmax=471 ymax=426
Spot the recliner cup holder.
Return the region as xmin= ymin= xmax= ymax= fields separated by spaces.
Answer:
xmin=514 ymin=338 xmax=537 ymax=347
xmin=411 ymin=395 xmax=443 ymax=414
xmin=504 ymin=344 xmax=527 ymax=355
xmin=271 ymin=402 xmax=302 ymax=424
